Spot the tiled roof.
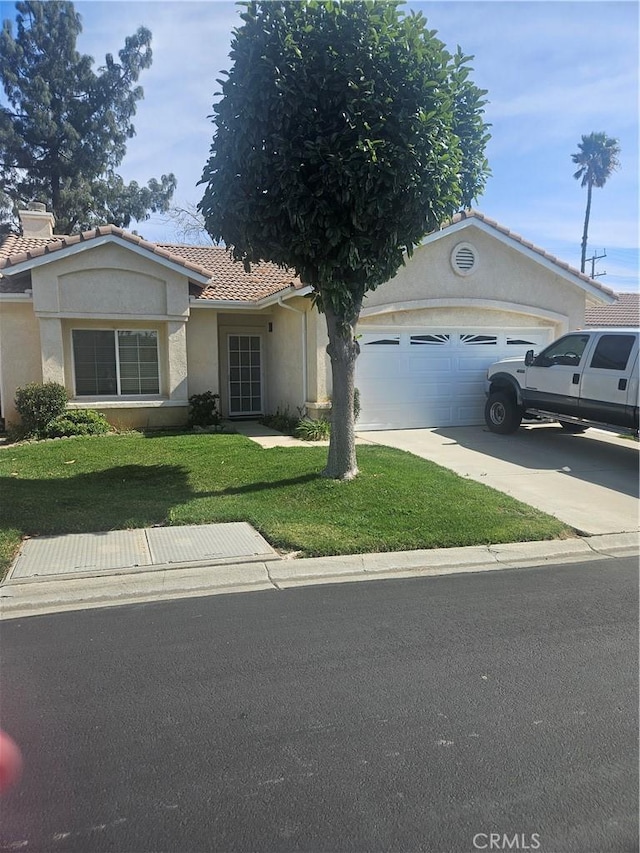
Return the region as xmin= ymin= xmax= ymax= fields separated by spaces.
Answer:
xmin=0 ymin=233 xmax=65 ymax=292
xmin=0 ymin=233 xmax=62 ymax=260
xmin=584 ymin=292 xmax=639 ymax=327
xmin=156 ymin=244 xmax=300 ymax=301
xmin=444 ymin=210 xmax=616 ymax=298
xmin=0 ymin=228 xmax=301 ymax=302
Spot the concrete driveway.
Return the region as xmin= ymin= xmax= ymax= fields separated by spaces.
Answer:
xmin=358 ymin=424 xmax=639 ymax=536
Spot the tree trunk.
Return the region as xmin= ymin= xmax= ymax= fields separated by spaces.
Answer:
xmin=580 ymin=179 xmax=593 ymax=274
xmin=322 ymin=299 xmax=362 ymax=480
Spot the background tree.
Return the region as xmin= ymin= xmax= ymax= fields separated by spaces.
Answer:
xmin=0 ymin=188 xmax=13 ymax=238
xmin=572 ymin=131 xmax=620 ymax=274
xmin=200 ymin=0 xmax=490 ymax=479
xmin=0 ymin=0 xmax=176 ymax=234
xmin=163 ymin=201 xmax=214 ymax=245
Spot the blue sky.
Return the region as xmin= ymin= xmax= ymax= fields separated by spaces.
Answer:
xmin=1 ymin=0 xmax=638 ymax=291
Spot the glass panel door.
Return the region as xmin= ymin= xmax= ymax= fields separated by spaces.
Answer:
xmin=228 ymin=334 xmax=263 ymax=415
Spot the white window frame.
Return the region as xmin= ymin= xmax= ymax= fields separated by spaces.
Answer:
xmin=71 ymin=328 xmax=161 ymax=398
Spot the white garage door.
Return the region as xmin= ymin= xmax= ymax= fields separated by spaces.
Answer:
xmin=355 ymin=328 xmax=553 ymax=430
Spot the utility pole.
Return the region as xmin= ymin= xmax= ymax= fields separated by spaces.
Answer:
xmin=586 ymin=249 xmax=607 ymax=278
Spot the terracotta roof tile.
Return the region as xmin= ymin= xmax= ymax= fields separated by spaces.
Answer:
xmin=156 ymin=244 xmax=300 ymax=301
xmin=0 ymin=233 xmax=63 ymax=260
xmin=584 ymin=292 xmax=639 ymax=327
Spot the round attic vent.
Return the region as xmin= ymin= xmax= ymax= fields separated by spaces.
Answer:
xmin=451 ymin=242 xmax=477 ymax=276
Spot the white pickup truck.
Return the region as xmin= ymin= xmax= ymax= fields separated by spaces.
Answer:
xmin=484 ymin=328 xmax=639 ymax=436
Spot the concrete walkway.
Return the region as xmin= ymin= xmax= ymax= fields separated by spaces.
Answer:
xmin=1 ymin=421 xmax=637 ymax=620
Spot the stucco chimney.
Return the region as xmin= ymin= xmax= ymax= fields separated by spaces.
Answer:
xmin=19 ymin=202 xmax=56 ymax=238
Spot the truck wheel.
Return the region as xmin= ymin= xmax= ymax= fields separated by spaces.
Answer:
xmin=485 ymin=392 xmax=522 ymax=434
xmin=559 ymin=422 xmax=587 ymax=433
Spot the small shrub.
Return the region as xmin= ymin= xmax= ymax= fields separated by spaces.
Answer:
xmin=14 ymin=382 xmax=68 ymax=437
xmin=259 ymin=407 xmax=299 ymax=435
xmin=43 ymin=409 xmax=111 ymax=438
xmin=188 ymin=391 xmax=221 ymax=429
xmin=295 ymin=417 xmax=331 ymax=441
xmin=5 ymin=422 xmax=30 ymax=443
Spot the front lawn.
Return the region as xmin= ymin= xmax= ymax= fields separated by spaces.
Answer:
xmin=0 ymin=432 xmax=572 ymax=577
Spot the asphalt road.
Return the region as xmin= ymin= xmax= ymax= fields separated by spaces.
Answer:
xmin=1 ymin=558 xmax=637 ymax=853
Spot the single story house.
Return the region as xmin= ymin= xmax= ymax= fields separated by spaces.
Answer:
xmin=0 ymin=204 xmax=615 ymax=432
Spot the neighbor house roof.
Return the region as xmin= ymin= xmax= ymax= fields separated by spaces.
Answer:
xmin=584 ymin=291 xmax=639 ymax=327
xmin=0 ymin=227 xmax=302 ymax=302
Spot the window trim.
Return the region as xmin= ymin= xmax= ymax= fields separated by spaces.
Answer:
xmin=71 ymin=327 xmax=162 ymax=399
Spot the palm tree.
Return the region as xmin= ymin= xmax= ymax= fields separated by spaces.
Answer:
xmin=572 ymin=132 xmax=621 ymax=274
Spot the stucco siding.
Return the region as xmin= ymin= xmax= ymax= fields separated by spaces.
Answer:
xmin=30 ymin=243 xmax=189 ymax=319
xmin=306 ymin=308 xmax=331 ymax=407
xmin=359 ymin=305 xmax=565 ymax=333
xmin=362 ymin=225 xmax=585 ymax=329
xmin=0 ymin=301 xmax=42 ymax=425
xmin=66 ymin=401 xmax=188 ymax=431
xmin=186 ymin=309 xmax=220 ymax=397
xmin=266 ymin=300 xmax=307 ymax=415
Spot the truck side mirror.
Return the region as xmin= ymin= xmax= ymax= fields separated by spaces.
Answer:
xmin=524 ymin=349 xmax=534 ymax=366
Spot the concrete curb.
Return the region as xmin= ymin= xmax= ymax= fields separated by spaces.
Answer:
xmin=0 ymin=533 xmax=637 ymax=621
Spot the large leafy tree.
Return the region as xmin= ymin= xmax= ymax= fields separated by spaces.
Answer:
xmin=200 ymin=0 xmax=490 ymax=479
xmin=0 ymin=0 xmax=176 ymax=234
xmin=572 ymin=131 xmax=621 ymax=274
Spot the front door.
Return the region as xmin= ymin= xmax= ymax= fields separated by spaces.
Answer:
xmin=227 ymin=334 xmax=263 ymax=416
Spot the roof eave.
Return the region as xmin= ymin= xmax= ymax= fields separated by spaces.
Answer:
xmin=190 ymin=283 xmax=313 ymax=308
xmin=0 ymin=234 xmax=212 ymax=286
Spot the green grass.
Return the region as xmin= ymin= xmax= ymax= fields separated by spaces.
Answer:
xmin=0 ymin=432 xmax=572 ymax=576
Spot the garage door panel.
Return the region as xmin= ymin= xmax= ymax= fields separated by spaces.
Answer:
xmin=358 ymin=353 xmax=406 ymax=378
xmin=356 ymin=327 xmax=553 ymax=429
xmin=361 ymin=386 xmax=414 ymax=406
xmin=407 ymin=356 xmax=454 ymax=375
xmin=359 ymin=402 xmax=456 ymax=430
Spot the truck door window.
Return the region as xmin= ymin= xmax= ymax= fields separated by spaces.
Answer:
xmin=534 ymin=334 xmax=590 ymax=367
xmin=590 ymin=334 xmax=635 ymax=370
